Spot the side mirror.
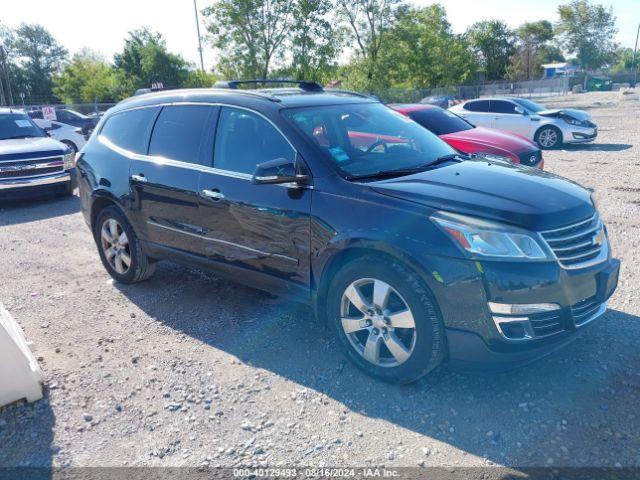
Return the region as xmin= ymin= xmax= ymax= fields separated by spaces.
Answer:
xmin=514 ymin=106 xmax=527 ymax=115
xmin=252 ymin=158 xmax=309 ymax=186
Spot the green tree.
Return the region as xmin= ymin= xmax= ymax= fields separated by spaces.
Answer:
xmin=3 ymin=23 xmax=68 ymax=102
xmin=378 ymin=4 xmax=476 ymax=89
xmin=508 ymin=20 xmax=556 ymax=80
xmin=203 ymin=0 xmax=293 ymax=79
xmin=285 ymin=0 xmax=342 ymax=82
xmin=610 ymin=47 xmax=637 ymax=73
xmin=466 ymin=20 xmax=516 ymax=81
xmin=183 ymin=69 xmax=218 ymax=88
xmin=53 ymin=50 xmax=117 ymax=103
xmin=113 ymin=28 xmax=190 ymax=94
xmin=336 ymin=0 xmax=399 ymax=89
xmin=556 ymin=0 xmax=617 ymax=87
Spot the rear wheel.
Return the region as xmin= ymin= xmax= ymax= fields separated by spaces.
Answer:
xmin=94 ymin=206 xmax=155 ymax=283
xmin=327 ymin=257 xmax=445 ymax=383
xmin=535 ymin=126 xmax=562 ymax=149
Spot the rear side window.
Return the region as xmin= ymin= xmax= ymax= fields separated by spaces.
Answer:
xmin=407 ymin=108 xmax=473 ymax=135
xmin=490 ymin=100 xmax=518 ymax=114
xmin=148 ymin=105 xmax=213 ymax=165
xmin=464 ymin=100 xmax=490 ymax=112
xmin=214 ymin=107 xmax=295 ymax=175
xmin=100 ymin=107 xmax=158 ymax=154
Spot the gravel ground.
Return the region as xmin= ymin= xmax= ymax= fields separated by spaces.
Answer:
xmin=0 ymin=91 xmax=639 ymax=470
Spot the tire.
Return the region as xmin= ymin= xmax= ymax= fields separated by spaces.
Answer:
xmin=94 ymin=205 xmax=155 ymax=284
xmin=535 ymin=125 xmax=562 ymax=149
xmin=327 ymin=256 xmax=445 ymax=383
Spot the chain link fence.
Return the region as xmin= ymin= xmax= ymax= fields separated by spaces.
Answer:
xmin=374 ymin=77 xmax=571 ymax=103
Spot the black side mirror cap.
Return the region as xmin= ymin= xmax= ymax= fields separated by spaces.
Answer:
xmin=252 ymin=158 xmax=309 ymax=186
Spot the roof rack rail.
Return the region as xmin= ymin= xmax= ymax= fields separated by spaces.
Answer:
xmin=213 ymin=79 xmax=324 ymax=93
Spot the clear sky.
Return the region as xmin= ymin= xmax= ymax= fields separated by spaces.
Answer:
xmin=1 ymin=0 xmax=639 ymax=70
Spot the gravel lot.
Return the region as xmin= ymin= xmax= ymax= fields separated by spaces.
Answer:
xmin=0 ymin=91 xmax=639 ymax=470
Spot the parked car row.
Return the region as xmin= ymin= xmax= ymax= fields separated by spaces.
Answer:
xmin=68 ymin=80 xmax=617 ymax=383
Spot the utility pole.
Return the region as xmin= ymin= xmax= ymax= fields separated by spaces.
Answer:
xmin=0 ymin=45 xmax=13 ymax=106
xmin=193 ymin=0 xmax=205 ymax=73
xmin=0 ymin=66 xmax=5 ymax=106
xmin=632 ymin=23 xmax=640 ymax=88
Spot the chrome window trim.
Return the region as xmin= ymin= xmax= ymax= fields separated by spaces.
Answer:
xmin=147 ymin=220 xmax=298 ymax=264
xmin=99 ymin=101 xmax=310 ymax=186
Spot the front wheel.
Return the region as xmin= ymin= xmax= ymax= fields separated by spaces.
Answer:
xmin=327 ymin=257 xmax=445 ymax=383
xmin=535 ymin=126 xmax=562 ymax=149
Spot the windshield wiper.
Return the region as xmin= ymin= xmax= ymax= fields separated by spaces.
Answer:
xmin=345 ymin=153 xmax=465 ymax=181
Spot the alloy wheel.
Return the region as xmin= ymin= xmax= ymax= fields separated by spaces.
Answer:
xmin=340 ymin=278 xmax=417 ymax=367
xmin=100 ymin=218 xmax=131 ymax=274
xmin=538 ymin=128 xmax=558 ymax=148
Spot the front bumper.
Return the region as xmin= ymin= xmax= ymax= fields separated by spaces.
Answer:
xmin=563 ymin=125 xmax=598 ymax=144
xmin=0 ymin=169 xmax=76 ymax=199
xmin=423 ymin=252 xmax=619 ymax=370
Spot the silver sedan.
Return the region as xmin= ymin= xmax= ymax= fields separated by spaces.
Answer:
xmin=449 ymin=97 xmax=597 ymax=149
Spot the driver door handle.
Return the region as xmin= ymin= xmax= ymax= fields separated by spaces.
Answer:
xmin=131 ymin=174 xmax=147 ymax=183
xmin=202 ymin=189 xmax=224 ymax=200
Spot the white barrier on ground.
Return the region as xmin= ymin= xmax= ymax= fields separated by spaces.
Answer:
xmin=0 ymin=304 xmax=43 ymax=408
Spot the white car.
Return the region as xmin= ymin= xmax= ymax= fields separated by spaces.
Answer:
xmin=33 ymin=119 xmax=86 ymax=153
xmin=449 ymin=97 xmax=597 ymax=149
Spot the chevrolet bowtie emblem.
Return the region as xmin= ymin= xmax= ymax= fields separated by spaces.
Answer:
xmin=593 ymin=227 xmax=604 ymax=246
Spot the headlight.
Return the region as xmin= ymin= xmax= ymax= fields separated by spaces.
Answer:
xmin=431 ymin=211 xmax=551 ymax=260
xmin=564 ymin=116 xmax=585 ymax=126
xmin=63 ymin=152 xmax=75 ymax=169
xmin=475 ymin=152 xmax=513 ymax=164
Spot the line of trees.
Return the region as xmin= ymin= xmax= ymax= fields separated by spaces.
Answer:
xmin=204 ymin=0 xmax=627 ymax=91
xmin=0 ymin=0 xmax=633 ymax=106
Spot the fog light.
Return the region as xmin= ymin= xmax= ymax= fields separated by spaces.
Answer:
xmin=491 ymin=316 xmax=534 ymax=340
xmin=488 ymin=302 xmax=560 ymax=315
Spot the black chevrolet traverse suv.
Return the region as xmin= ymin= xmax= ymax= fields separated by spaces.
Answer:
xmin=77 ymin=80 xmax=619 ymax=383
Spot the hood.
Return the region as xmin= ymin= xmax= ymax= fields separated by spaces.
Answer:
xmin=0 ymin=137 xmax=68 ymax=160
xmin=538 ymin=108 xmax=591 ymax=122
xmin=370 ymin=159 xmax=593 ymax=231
xmin=440 ymin=127 xmax=536 ymax=155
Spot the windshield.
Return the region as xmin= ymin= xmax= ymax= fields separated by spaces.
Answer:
xmin=407 ymin=108 xmax=474 ymax=135
xmin=283 ymin=103 xmax=456 ymax=178
xmin=513 ymin=98 xmax=546 ymax=113
xmin=0 ymin=112 xmax=46 ymax=140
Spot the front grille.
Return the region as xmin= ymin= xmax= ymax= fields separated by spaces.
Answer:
xmin=571 ymin=297 xmax=602 ymax=326
xmin=518 ymin=149 xmax=541 ymax=166
xmin=540 ymin=214 xmax=605 ymax=268
xmin=0 ymin=157 xmax=64 ymax=180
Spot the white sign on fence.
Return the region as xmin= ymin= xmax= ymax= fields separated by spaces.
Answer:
xmin=42 ymin=106 xmax=57 ymax=121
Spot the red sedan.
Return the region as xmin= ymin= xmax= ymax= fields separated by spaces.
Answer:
xmin=391 ymin=104 xmax=544 ymax=169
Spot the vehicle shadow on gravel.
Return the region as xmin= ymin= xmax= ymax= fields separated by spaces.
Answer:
xmin=0 ymin=194 xmax=79 ymax=227
xmin=561 ymin=143 xmax=632 ymax=152
xmin=118 ymin=264 xmax=640 ymax=467
xmin=0 ymin=391 xmax=55 ymax=474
